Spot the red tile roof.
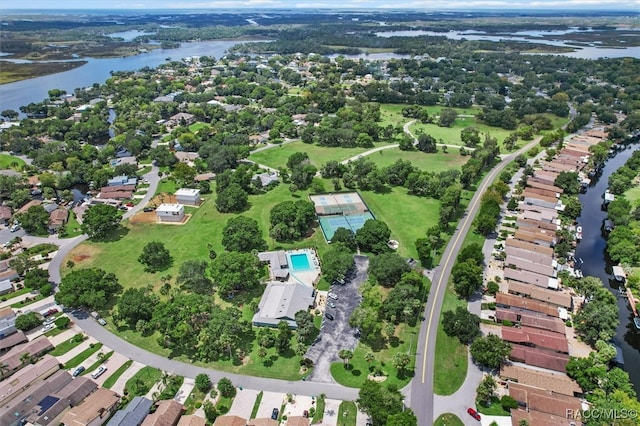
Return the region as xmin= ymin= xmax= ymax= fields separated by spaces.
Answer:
xmin=501 ymin=326 xmax=568 ymax=353
xmin=510 ymin=344 xmax=569 ymax=372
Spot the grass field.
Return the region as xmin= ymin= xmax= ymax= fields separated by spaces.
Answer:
xmin=476 ymin=396 xmax=510 ymax=416
xmin=64 ymin=343 xmax=103 ymax=369
xmin=126 ymin=366 xmax=162 ymax=396
xmin=410 ymin=118 xmax=512 ymax=148
xmin=50 ymin=333 xmax=85 ymax=356
xmin=434 ymin=413 xmax=465 ymax=426
xmin=0 ymin=154 xmax=26 ymax=170
xmin=249 ymin=140 xmax=389 ymax=169
xmin=338 ymin=401 xmax=358 ymax=426
xmin=365 ymin=147 xmax=468 ymax=174
xmin=330 ymin=323 xmax=419 ymax=388
xmin=624 ymin=186 xmax=640 ymax=204
xmin=61 ymin=211 xmax=83 ymax=238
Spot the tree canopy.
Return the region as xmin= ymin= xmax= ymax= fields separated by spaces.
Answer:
xmin=177 ymin=259 xmax=213 ymax=295
xmin=138 ymin=241 xmax=172 ymax=272
xmin=269 ymin=200 xmax=316 ymax=242
xmin=355 ymin=219 xmax=391 ymax=254
xmin=470 ymin=334 xmax=511 ymax=369
xmin=442 ymin=306 xmax=481 ymax=344
xmin=222 ymin=215 xmax=267 ymax=252
xmin=210 ymin=251 xmax=261 ymax=295
xmin=55 ymin=268 xmax=122 ymax=310
xmin=81 ymin=204 xmax=121 ymax=239
xmin=357 ymin=380 xmax=405 ymax=425
xmin=369 ymin=252 xmax=410 ymax=287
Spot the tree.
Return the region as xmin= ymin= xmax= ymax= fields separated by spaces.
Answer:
xmin=177 ymin=260 xmax=213 ymax=294
xmin=365 ymin=352 xmax=375 ymax=370
xmin=16 ymin=205 xmax=49 ymax=236
xmin=216 ymin=183 xmax=249 ymax=213
xmin=116 ymin=287 xmax=157 ymax=328
xmin=339 ymin=349 xmax=354 ymax=367
xmin=554 ymin=171 xmax=580 ymax=195
xmin=355 ymin=219 xmax=391 ymax=254
xmin=452 ymin=259 xmax=483 ymax=298
xmin=321 ymin=243 xmax=354 ymax=283
xmin=217 ymin=377 xmax=236 ymax=398
xmin=477 ymin=374 xmax=497 ymax=406
xmin=501 ymin=395 xmax=518 ymax=411
xmin=81 ymin=204 xmax=121 ymax=239
xmin=24 ymin=268 xmax=50 ymax=289
xmin=55 ymin=268 xmax=121 ymax=310
xmin=269 ymin=200 xmax=316 ymax=242
xmin=438 ymin=108 xmax=458 ymax=127
xmin=275 ymin=320 xmax=292 ymax=354
xmin=442 ymin=307 xmax=481 ymax=344
xmin=357 ymin=380 xmax=404 ymax=425
xmin=461 ymin=127 xmax=481 ymax=146
xmin=369 ymin=252 xmax=410 ymax=287
xmin=331 ymin=227 xmax=357 ymax=251
xmin=386 ymin=410 xmax=418 ymax=426
xmin=55 ymin=316 xmax=70 ymax=329
xmin=286 ymin=152 xmax=309 ymax=170
xmin=222 ymin=216 xmax=267 ymax=252
xmin=203 ymin=400 xmax=219 ymax=424
xmin=15 ymin=312 xmax=41 ymax=331
xmin=138 ymin=241 xmax=172 ymax=272
xmin=415 ymin=238 xmax=433 ymax=268
xmin=574 ymin=297 xmax=619 ymax=347
xmin=210 ymin=251 xmax=261 ymax=295
xmin=470 ymin=334 xmax=511 ymax=369
xmin=295 ymin=310 xmax=316 ymax=344
xmin=391 ymin=352 xmax=411 ymax=372
xmin=172 ymin=162 xmax=196 ymax=186
xmin=195 ymin=373 xmax=212 ymax=392
xmin=417 ymin=134 xmax=437 ymax=153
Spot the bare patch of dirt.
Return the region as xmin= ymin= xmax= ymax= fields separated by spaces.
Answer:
xmin=66 ymin=245 xmax=101 ymax=266
xmin=130 ymin=193 xmax=179 ymax=224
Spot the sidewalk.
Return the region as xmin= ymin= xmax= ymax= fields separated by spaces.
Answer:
xmin=174 ymin=377 xmax=195 ymax=404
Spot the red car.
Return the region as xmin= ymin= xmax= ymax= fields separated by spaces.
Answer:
xmin=467 ymin=407 xmax=481 ymax=421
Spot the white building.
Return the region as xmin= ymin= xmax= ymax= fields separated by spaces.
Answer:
xmin=175 ymin=188 xmax=201 ymax=206
xmin=156 ymin=204 xmax=185 ymax=223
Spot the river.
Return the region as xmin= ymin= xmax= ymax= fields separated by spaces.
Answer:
xmin=575 ymin=141 xmax=640 ymax=394
xmin=0 ymin=39 xmax=256 ymax=115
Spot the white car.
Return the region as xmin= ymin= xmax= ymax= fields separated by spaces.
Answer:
xmin=91 ymin=366 xmax=107 ymax=379
xmin=41 ymin=323 xmax=55 ymax=332
xmin=327 ymin=292 xmax=338 ymax=300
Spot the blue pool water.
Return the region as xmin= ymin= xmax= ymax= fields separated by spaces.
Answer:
xmin=289 ymin=253 xmax=311 ymax=271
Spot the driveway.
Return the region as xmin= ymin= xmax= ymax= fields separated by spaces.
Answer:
xmin=320 ymin=398 xmax=341 ymax=426
xmin=255 ymin=391 xmax=285 ymax=419
xmin=305 ymin=256 xmax=368 ymax=383
xmin=228 ymin=388 xmax=259 ymax=418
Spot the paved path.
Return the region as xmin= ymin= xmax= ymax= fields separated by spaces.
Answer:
xmin=228 ymin=388 xmax=259 ymax=418
xmin=174 ymin=377 xmax=195 ymax=404
xmin=110 ymin=360 xmax=145 ymax=394
xmin=410 ymin=133 xmax=545 ymax=425
xmin=55 ymin=336 xmax=97 ymax=365
xmin=321 ymin=398 xmax=341 ymax=426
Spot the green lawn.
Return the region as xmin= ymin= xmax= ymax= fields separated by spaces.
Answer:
xmin=155 ymin=178 xmax=178 ymax=196
xmin=11 ymin=294 xmax=45 ymax=309
xmin=250 ymin=391 xmax=263 ymax=418
xmin=50 ymin=333 xmax=85 ymax=356
xmin=0 ymin=154 xmax=26 ymax=171
xmin=64 ymin=343 xmax=103 ymax=369
xmin=126 ymin=366 xmax=162 ymax=396
xmin=249 ymin=140 xmax=392 ymax=169
xmin=0 ymin=286 xmax=31 ymax=301
xmin=330 ymin=323 xmax=418 ymax=388
xmin=434 ymin=413 xmax=465 ymax=426
xmin=61 ymin=211 xmax=84 ymax=238
xmin=364 ymin=147 xmax=468 ymax=173
xmin=624 ymin=186 xmax=640 ymax=204
xmin=433 ymin=287 xmax=468 ymax=395
xmin=410 ymin=118 xmax=512 ymax=148
xmin=338 ymin=401 xmax=358 ymax=426
xmin=217 ymin=395 xmax=235 ymax=414
xmin=360 ymin=187 xmax=440 ymax=259
xmin=103 ymin=360 xmax=133 ymax=389
xmin=312 ymin=395 xmax=325 ymax=424
xmin=379 ymin=103 xmax=408 ymax=128
xmin=476 ymin=396 xmax=510 ymax=416
xmin=184 ymin=386 xmax=208 ymax=415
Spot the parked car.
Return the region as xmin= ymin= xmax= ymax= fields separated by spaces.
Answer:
xmin=271 ymin=408 xmax=279 ymax=420
xmin=41 ymin=323 xmax=55 ymax=332
xmin=143 ymin=207 xmax=154 ymax=212
xmin=43 ymin=308 xmax=59 ymax=317
xmin=325 ymin=312 xmax=334 ymax=321
xmin=328 ymin=301 xmax=336 ymax=308
xmin=327 ymin=292 xmax=338 ymax=300
xmin=467 ymin=408 xmax=481 ymax=421
xmin=44 ymin=317 xmax=55 ymax=325
xmin=10 ymin=224 xmax=20 ymax=232
xmin=91 ymin=366 xmax=107 ymax=379
xmin=72 ymin=366 xmax=85 ymax=377
xmin=303 ymin=410 xmax=309 ymax=418
xmin=97 ymin=318 xmax=107 ymax=326
xmin=335 ymin=277 xmax=346 ymax=285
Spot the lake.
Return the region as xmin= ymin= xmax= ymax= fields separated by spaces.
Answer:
xmin=0 ymin=39 xmax=256 ymax=115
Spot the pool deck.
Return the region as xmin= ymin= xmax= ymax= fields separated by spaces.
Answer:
xmin=286 ymin=249 xmax=321 ymax=287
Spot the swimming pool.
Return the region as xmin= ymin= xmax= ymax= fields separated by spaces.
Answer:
xmin=289 ymin=253 xmax=311 ymax=271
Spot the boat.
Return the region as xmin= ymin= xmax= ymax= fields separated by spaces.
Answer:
xmin=613 ymin=265 xmax=627 ymax=282
xmin=634 ymin=317 xmax=640 ymax=330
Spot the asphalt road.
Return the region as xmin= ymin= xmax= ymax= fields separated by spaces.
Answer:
xmin=410 ymin=136 xmax=544 ymax=425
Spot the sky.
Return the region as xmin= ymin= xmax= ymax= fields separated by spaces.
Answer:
xmin=3 ymin=0 xmax=638 ymax=11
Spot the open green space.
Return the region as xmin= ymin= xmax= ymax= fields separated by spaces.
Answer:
xmin=64 ymin=343 xmax=103 ymax=369
xmin=360 ymin=187 xmax=440 ymax=260
xmin=125 ymin=366 xmax=162 ymax=397
xmin=338 ymin=401 xmax=358 ymax=426
xmin=410 ymin=118 xmax=512 ymax=148
xmin=366 ymin=147 xmax=468 ymax=174
xmin=330 ymin=323 xmax=418 ymax=388
xmin=50 ymin=333 xmax=85 ymax=356
xmin=624 ymin=186 xmax=640 ymax=204
xmin=476 ymin=396 xmax=510 ymax=416
xmin=433 ymin=287 xmax=468 ymax=395
xmin=434 ymin=413 xmax=465 ymax=426
xmin=103 ymin=360 xmax=133 ymax=389
xmin=249 ymin=140 xmax=389 ymax=169
xmin=0 ymin=154 xmax=26 ymax=170
xmin=60 ymin=211 xmax=84 ymax=238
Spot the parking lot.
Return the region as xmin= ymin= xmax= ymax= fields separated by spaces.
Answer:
xmin=305 ymin=255 xmax=368 ymax=383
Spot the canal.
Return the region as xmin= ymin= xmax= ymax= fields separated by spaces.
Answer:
xmin=575 ymin=141 xmax=640 ymax=394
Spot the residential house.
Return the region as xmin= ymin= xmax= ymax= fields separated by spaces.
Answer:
xmin=504 ymin=268 xmax=558 ymax=289
xmin=0 ymin=278 xmax=13 ymax=295
xmin=141 ymin=399 xmax=184 ymax=426
xmin=254 ymin=172 xmax=279 ymax=188
xmin=25 ymin=377 xmax=97 ymax=426
xmin=508 ymin=382 xmax=582 ymax=418
xmin=213 ymin=416 xmax=247 ymax=426
xmin=175 ymin=188 xmax=201 ymax=206
xmin=107 ymin=175 xmax=137 ymax=187
xmin=110 ymin=156 xmax=138 ymax=167
xmin=247 ymin=420 xmax=278 ymax=426
xmin=505 ymin=246 xmax=556 ymax=267
xmin=516 ymin=217 xmax=558 ymax=232
xmin=286 ymin=418 xmax=310 ymax=426
xmin=0 ymin=330 xmax=27 ymax=352
xmin=60 ymin=388 xmax=120 ymax=426
xmin=106 ymin=396 xmax=153 ymax=426
xmin=17 ymin=199 xmax=43 ymax=215
xmin=496 ymin=293 xmax=561 ymax=318
xmin=177 ymin=415 xmax=206 ymax=426
xmin=0 ymin=336 xmax=54 ymax=375
xmin=513 ymin=229 xmax=556 ymax=247
xmin=253 ymin=282 xmax=315 ymax=328
xmin=505 ymin=255 xmax=556 ymax=277
xmin=194 ymin=172 xmax=216 ymax=182
xmin=0 ymin=306 xmax=17 ymax=339
xmin=97 ymin=191 xmax=133 ymax=201
xmin=509 ymin=344 xmax=570 ymax=372
xmin=501 ymin=326 xmax=569 ymax=353
xmin=526 ymin=180 xmax=563 ymax=195
xmin=524 ymin=187 xmax=559 ymax=199
xmin=0 ymin=205 xmax=12 ymax=225
xmin=495 ymin=307 xmax=565 ymax=334
xmin=156 ymin=204 xmax=185 ymax=223
xmin=507 ymin=282 xmax=573 ymax=309
xmin=500 ymin=364 xmax=582 ymax=397
xmin=168 ymin=113 xmax=195 ymax=127
xmin=175 ymin=152 xmax=200 ymax=165
xmin=48 ymin=208 xmax=69 ymax=232
xmin=505 ymin=238 xmax=554 ymax=257
xmin=0 ymin=355 xmax=61 ymax=407
xmin=258 ymin=250 xmax=290 ymax=281
xmin=511 ymin=408 xmax=584 ymax=426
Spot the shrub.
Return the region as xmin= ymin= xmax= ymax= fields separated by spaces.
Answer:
xmin=502 ymin=320 xmax=514 ymax=327
xmin=15 ymin=312 xmax=41 ymax=331
xmin=487 ymin=281 xmax=500 ymax=295
xmin=195 ymin=373 xmax=212 ymax=392
xmin=501 ymin=395 xmax=518 ymax=411
xmin=217 ymin=377 xmax=236 ymax=398
xmin=55 ymin=316 xmax=71 ymax=329
xmin=195 ymin=402 xmax=202 ymax=409
xmin=39 ymin=283 xmax=53 ymax=296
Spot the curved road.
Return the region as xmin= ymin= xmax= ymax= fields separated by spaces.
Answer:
xmin=409 ymin=135 xmax=546 ymax=424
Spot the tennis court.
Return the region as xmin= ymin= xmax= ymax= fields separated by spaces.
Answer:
xmin=319 ymin=212 xmax=375 ymax=241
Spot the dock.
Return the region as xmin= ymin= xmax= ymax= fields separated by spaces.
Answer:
xmin=627 ymin=287 xmax=638 ymax=317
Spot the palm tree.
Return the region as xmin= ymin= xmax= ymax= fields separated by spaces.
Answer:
xmin=20 ymin=352 xmax=33 ymax=366
xmin=364 ymin=352 xmax=375 ymax=370
xmin=338 ymin=349 xmax=353 ymax=368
